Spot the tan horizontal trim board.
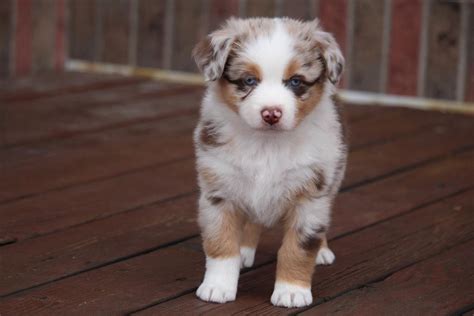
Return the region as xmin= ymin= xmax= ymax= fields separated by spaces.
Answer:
xmin=339 ymin=90 xmax=474 ymax=116
xmin=65 ymin=59 xmax=474 ymax=115
xmin=65 ymin=59 xmax=204 ymax=85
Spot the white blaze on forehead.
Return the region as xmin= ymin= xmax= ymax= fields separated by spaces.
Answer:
xmin=242 ymin=21 xmax=295 ymax=82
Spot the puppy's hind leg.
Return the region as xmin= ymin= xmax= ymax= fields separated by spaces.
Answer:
xmin=240 ymin=221 xmax=263 ymax=268
xmin=196 ymin=195 xmax=245 ymax=304
xmin=315 ymin=234 xmax=335 ymax=265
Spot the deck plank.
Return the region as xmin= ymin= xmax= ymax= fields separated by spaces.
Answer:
xmin=0 ymin=114 xmax=197 ymax=203
xmin=136 ymin=188 xmax=474 ymax=315
xmin=3 ymin=82 xmax=201 ymax=146
xmin=0 ymin=158 xmax=196 ymax=243
xmin=1 ymin=175 xmax=472 ymax=315
xmin=300 ymin=240 xmax=474 ymax=316
xmin=0 ymin=72 xmax=146 ymax=102
xmin=1 ymin=147 xmax=473 ymax=301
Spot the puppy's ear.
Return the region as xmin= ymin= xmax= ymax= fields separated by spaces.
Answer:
xmin=193 ymin=28 xmax=235 ymax=82
xmin=314 ymin=28 xmax=345 ymax=85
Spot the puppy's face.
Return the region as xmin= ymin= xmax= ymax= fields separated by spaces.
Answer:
xmin=193 ymin=18 xmax=344 ymax=131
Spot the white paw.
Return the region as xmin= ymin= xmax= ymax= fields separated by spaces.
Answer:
xmin=316 ymin=247 xmax=335 ymax=265
xmin=240 ymin=246 xmax=256 ymax=268
xmin=271 ymin=282 xmax=313 ymax=308
xmin=196 ymin=256 xmax=240 ymax=304
xmin=196 ymin=281 xmax=237 ymax=303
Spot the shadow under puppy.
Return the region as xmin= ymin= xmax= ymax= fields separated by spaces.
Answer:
xmin=192 ymin=17 xmax=347 ymax=308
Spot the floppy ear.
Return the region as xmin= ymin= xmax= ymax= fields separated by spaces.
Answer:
xmin=314 ymin=30 xmax=345 ymax=85
xmin=192 ymin=28 xmax=235 ymax=82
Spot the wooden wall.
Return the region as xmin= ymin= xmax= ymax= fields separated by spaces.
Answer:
xmin=0 ymin=0 xmax=473 ymax=102
xmin=0 ymin=0 xmax=66 ymax=77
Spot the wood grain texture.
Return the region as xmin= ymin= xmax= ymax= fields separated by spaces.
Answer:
xmin=245 ymin=0 xmax=276 ymax=17
xmin=134 ymin=184 xmax=474 ymax=315
xmin=318 ymin=0 xmax=347 ymax=88
xmin=0 ymin=109 xmax=464 ymax=238
xmin=1 ymin=103 xmax=473 ymax=300
xmin=31 ymin=0 xmax=56 ymax=73
xmin=0 ymin=185 xmax=199 ymax=296
xmin=344 ymin=111 xmax=474 ymax=189
xmin=388 ymin=0 xmax=422 ymax=96
xmin=0 ymin=146 xmax=474 ymax=312
xmin=466 ymin=3 xmax=474 ymax=102
xmin=209 ymin=0 xmax=239 ymax=31
xmin=136 ymin=0 xmax=166 ymax=68
xmin=351 ymin=0 xmax=385 ymax=92
xmin=98 ymin=0 xmax=130 ymax=64
xmin=0 ymin=103 xmax=457 ymax=201
xmin=425 ymin=1 xmax=461 ymax=100
xmin=0 ymin=73 xmax=146 ymax=103
xmin=171 ymin=0 xmax=207 ymax=72
xmin=2 ymin=82 xmax=200 ymax=146
xmin=68 ymin=0 xmax=97 ymax=60
xmin=1 ymin=72 xmax=474 ymax=314
xmin=319 ymin=0 xmax=346 ymax=53
xmin=14 ymin=0 xmax=32 ymax=76
xmin=3 ymin=152 xmax=474 ymax=313
xmin=54 ymin=0 xmax=66 ymax=71
xmin=0 ymin=155 xmax=196 ymax=241
xmin=0 ymin=243 xmax=206 ymax=315
xmin=0 ymin=0 xmax=12 ymax=78
xmin=301 ymin=240 xmax=474 ymax=315
xmin=279 ymin=0 xmax=312 ymax=20
xmin=0 ymin=113 xmax=197 ymax=203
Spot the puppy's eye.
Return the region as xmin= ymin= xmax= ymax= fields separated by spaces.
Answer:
xmin=289 ymin=77 xmax=302 ymax=87
xmin=243 ymin=76 xmax=258 ymax=86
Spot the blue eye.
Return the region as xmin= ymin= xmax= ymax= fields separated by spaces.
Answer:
xmin=244 ymin=76 xmax=257 ymax=86
xmin=290 ymin=77 xmax=302 ymax=87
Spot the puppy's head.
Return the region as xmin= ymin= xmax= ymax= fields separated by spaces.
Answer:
xmin=193 ymin=18 xmax=344 ymax=131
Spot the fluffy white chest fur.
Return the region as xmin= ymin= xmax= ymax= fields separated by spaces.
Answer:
xmin=195 ymin=87 xmax=343 ymax=226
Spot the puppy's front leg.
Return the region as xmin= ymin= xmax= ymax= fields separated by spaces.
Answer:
xmin=196 ymin=195 xmax=244 ymax=303
xmin=271 ymin=197 xmax=331 ymax=308
xmin=240 ymin=221 xmax=263 ymax=268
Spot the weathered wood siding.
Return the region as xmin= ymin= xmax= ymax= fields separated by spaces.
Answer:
xmin=0 ymin=0 xmax=473 ymax=103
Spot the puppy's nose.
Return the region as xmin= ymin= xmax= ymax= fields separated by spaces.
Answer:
xmin=261 ymin=107 xmax=282 ymax=125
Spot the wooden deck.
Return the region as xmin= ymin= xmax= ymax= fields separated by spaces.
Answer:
xmin=0 ymin=72 xmax=473 ymax=315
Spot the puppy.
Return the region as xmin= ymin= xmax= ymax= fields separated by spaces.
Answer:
xmin=192 ymin=17 xmax=347 ymax=308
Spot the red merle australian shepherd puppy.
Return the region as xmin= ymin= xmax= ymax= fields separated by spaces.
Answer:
xmin=192 ymin=17 xmax=346 ymax=308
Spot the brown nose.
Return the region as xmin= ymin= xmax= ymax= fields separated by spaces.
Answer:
xmin=261 ymin=107 xmax=282 ymax=125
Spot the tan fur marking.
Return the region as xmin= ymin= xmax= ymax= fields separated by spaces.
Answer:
xmin=218 ymin=61 xmax=262 ymax=112
xmin=276 ymin=226 xmax=321 ymax=288
xmin=246 ymin=62 xmax=262 ymax=81
xmin=284 ymin=58 xmax=301 ymax=80
xmin=199 ymin=167 xmax=219 ymax=187
xmin=241 ymin=221 xmax=263 ymax=248
xmin=203 ymin=207 xmax=245 ymax=258
xmin=217 ymin=79 xmax=239 ymax=113
xmin=320 ymin=234 xmax=329 ymax=249
xmin=283 ymin=56 xmax=326 ymax=125
xmin=294 ymin=166 xmax=326 ymax=202
xmin=295 ymin=81 xmax=325 ymax=124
